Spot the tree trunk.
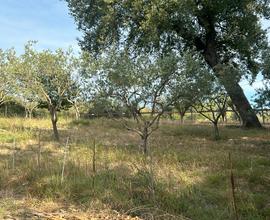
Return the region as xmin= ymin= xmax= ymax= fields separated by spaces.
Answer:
xmin=203 ymin=43 xmax=261 ymax=128
xmin=221 ymin=80 xmax=261 ymax=128
xmin=4 ymin=104 xmax=8 ymax=117
xmin=180 ymin=112 xmax=185 ymax=124
xmin=50 ymin=106 xmax=59 ymax=141
xmin=196 ymin=23 xmax=262 ymax=128
xmin=29 ymin=110 xmax=33 ymax=119
xmin=25 ymin=108 xmax=28 ymax=118
xmin=231 ymin=105 xmax=242 ymax=124
xmin=142 ymin=135 xmax=148 ymax=155
xmin=140 ymin=122 xmax=150 ymax=155
xmin=222 ymin=113 xmax=227 ymax=124
xmin=75 ymin=105 xmax=80 ymax=120
xmin=213 ymin=122 xmax=220 ymax=140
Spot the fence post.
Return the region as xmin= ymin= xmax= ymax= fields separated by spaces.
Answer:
xmin=12 ymin=138 xmax=16 ymax=171
xmin=229 ymin=152 xmax=239 ymax=220
xmin=37 ymin=129 xmax=42 ymax=171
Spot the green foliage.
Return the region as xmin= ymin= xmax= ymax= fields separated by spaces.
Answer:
xmin=80 ymin=48 xmax=216 ymax=153
xmin=254 ymin=48 xmax=270 ymax=109
xmin=84 ymin=49 xmax=213 ymax=114
xmin=0 ymin=48 xmax=17 ymax=105
xmin=20 ymin=43 xmax=78 ymax=111
xmin=2 ymin=42 xmax=81 ymax=140
xmin=66 ymin=0 xmax=269 ymax=128
xmin=66 ymin=0 xmax=269 ymax=76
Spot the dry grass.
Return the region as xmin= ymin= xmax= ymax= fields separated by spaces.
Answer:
xmin=0 ymin=117 xmax=269 ymax=219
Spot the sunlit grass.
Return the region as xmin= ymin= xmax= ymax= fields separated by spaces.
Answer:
xmin=0 ymin=117 xmax=269 ymax=219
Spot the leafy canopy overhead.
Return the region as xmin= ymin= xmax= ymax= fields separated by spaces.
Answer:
xmin=67 ymin=0 xmax=270 ymax=75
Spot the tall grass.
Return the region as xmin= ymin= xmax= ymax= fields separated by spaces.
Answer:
xmin=0 ymin=117 xmax=269 ymax=219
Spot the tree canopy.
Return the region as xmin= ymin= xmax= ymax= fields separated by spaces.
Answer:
xmin=66 ymin=0 xmax=269 ymax=67
xmin=16 ymin=42 xmax=79 ymax=140
xmin=66 ymin=0 xmax=270 ymax=128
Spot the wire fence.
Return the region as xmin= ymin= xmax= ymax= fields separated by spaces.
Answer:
xmin=83 ymin=108 xmax=270 ymax=124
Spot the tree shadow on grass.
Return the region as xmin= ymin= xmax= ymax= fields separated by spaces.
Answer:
xmin=0 ymin=136 xmax=269 ymax=220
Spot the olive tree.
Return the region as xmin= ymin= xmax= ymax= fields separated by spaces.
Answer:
xmin=174 ymin=99 xmax=193 ymax=124
xmin=13 ymin=89 xmax=39 ymax=119
xmin=0 ymin=49 xmax=16 ymax=108
xmin=83 ymin=49 xmax=212 ymax=154
xmin=97 ymin=52 xmax=179 ymax=154
xmin=253 ymin=93 xmax=269 ymax=124
xmin=253 ymin=57 xmax=270 ymax=123
xmin=193 ymin=86 xmax=228 ymax=140
xmin=19 ymin=43 xmax=78 ymax=141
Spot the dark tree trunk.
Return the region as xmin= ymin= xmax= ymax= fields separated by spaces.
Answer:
xmin=202 ymin=33 xmax=262 ymax=128
xmin=4 ymin=104 xmax=8 ymax=117
xmin=141 ymin=126 xmax=149 ymax=155
xmin=142 ymin=136 xmax=148 ymax=155
xmin=213 ymin=122 xmax=220 ymax=140
xmin=221 ymin=111 xmax=227 ymax=124
xmin=50 ymin=106 xmax=59 ymax=141
xmin=192 ymin=18 xmax=262 ymax=128
xmin=223 ymin=81 xmax=261 ymax=128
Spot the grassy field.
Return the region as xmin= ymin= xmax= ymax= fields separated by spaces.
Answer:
xmin=0 ymin=117 xmax=269 ymax=219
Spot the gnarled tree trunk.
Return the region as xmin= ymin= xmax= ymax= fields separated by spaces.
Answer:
xmin=201 ymin=30 xmax=262 ymax=128
xmin=221 ymin=81 xmax=261 ymax=128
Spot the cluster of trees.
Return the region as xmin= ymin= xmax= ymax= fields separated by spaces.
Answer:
xmin=83 ymin=48 xmax=255 ymax=150
xmin=1 ymin=0 xmax=270 ymax=150
xmin=254 ymin=48 xmax=270 ymax=123
xmin=66 ymin=0 xmax=270 ymax=128
xmin=65 ymin=0 xmax=270 ymax=151
xmin=0 ymin=42 xmax=80 ymax=141
xmin=0 ymin=41 xmax=242 ymax=149
xmin=0 ymin=40 xmax=269 ymax=149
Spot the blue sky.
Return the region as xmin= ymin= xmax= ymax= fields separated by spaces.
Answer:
xmin=0 ymin=0 xmax=80 ymax=53
xmin=0 ymin=0 xmax=269 ymax=101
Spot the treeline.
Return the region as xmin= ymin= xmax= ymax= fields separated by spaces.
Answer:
xmin=1 ymin=41 xmax=269 ymax=152
xmin=65 ymin=0 xmax=270 ymax=129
